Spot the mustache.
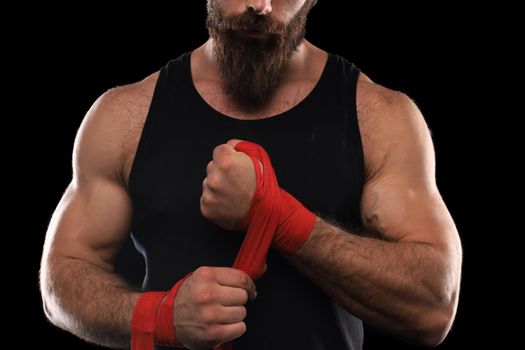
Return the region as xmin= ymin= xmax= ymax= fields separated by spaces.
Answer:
xmin=217 ymin=11 xmax=286 ymax=35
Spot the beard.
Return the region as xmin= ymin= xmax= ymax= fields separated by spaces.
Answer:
xmin=206 ymin=0 xmax=315 ymax=112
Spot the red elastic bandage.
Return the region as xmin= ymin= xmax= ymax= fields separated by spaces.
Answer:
xmin=213 ymin=142 xmax=317 ymax=350
xmin=132 ymin=141 xmax=316 ymax=350
xmin=131 ymin=273 xmax=191 ymax=350
xmin=234 ymin=141 xmax=317 ymax=257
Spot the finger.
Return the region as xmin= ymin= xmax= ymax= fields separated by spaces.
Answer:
xmin=211 ymin=322 xmax=247 ymax=344
xmin=201 ymin=178 xmax=216 ymax=201
xmin=215 ymin=306 xmax=247 ymax=324
xmin=213 ymin=144 xmax=235 ymax=161
xmin=206 ymin=160 xmax=215 ymax=174
xmin=213 ymin=267 xmax=257 ymax=300
xmin=216 ymin=286 xmax=249 ymax=306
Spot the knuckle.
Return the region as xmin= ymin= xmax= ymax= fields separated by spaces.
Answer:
xmin=206 ymin=160 xmax=214 ymax=173
xmin=200 ymin=207 xmax=209 ymax=219
xmin=195 ymin=266 xmax=214 ymax=279
xmin=207 ymin=175 xmax=221 ymax=190
xmin=200 ymin=200 xmax=210 ymax=218
xmin=201 ymin=193 xmax=213 ymax=206
xmin=213 ymin=145 xmax=227 ymax=160
xmin=217 ymin=157 xmax=232 ymax=171
xmin=200 ymin=307 xmax=217 ymax=323
xmin=196 ymin=289 xmax=213 ymax=304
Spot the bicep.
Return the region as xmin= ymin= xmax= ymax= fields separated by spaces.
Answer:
xmin=43 ymin=92 xmax=133 ymax=271
xmin=359 ymin=91 xmax=460 ymax=254
xmin=45 ymin=178 xmax=132 ymax=271
xmin=361 ymin=177 xmax=458 ymax=252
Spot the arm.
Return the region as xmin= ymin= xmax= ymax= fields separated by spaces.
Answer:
xmin=286 ymin=88 xmax=462 ymax=347
xmin=39 ymin=91 xmax=140 ymax=348
xmin=40 ymin=88 xmax=258 ymax=349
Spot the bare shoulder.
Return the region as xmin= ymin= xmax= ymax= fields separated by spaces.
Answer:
xmin=356 ymin=73 xmax=433 ymax=181
xmin=74 ymin=72 xmax=159 ymax=187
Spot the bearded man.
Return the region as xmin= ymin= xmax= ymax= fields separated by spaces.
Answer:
xmin=40 ymin=1 xmax=462 ymax=349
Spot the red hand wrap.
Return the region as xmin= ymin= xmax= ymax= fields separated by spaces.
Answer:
xmin=213 ymin=141 xmax=317 ymax=350
xmin=132 ymin=141 xmax=316 ymax=350
xmin=234 ymin=141 xmax=317 ymax=256
xmin=131 ymin=273 xmax=192 ymax=350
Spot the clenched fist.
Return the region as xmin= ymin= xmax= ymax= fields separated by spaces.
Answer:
xmin=200 ymin=139 xmax=259 ymax=230
xmin=173 ymin=266 xmax=257 ymax=349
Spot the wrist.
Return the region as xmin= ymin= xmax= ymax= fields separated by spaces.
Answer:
xmin=131 ymin=273 xmax=191 ymax=350
xmin=273 ymin=189 xmax=317 ymax=255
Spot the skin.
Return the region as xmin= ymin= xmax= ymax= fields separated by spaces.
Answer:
xmin=203 ymin=88 xmax=462 ymax=346
xmin=39 ymin=77 xmax=258 ymax=350
xmin=40 ymin=0 xmax=462 ymax=348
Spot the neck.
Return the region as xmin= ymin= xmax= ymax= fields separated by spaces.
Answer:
xmin=190 ymin=38 xmax=327 ymax=119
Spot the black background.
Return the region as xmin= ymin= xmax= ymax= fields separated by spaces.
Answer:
xmin=18 ymin=1 xmax=499 ymax=349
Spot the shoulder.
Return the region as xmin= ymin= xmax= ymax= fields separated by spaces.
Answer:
xmin=73 ymin=72 xmax=160 ymax=185
xmin=357 ymin=74 xmax=415 ymax=116
xmin=355 ymin=73 xmax=433 ymax=181
xmin=88 ymin=71 xmax=159 ymax=129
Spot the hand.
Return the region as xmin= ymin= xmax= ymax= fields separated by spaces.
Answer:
xmin=173 ymin=266 xmax=257 ymax=349
xmin=200 ymin=139 xmax=257 ymax=230
xmin=229 ymin=141 xmax=318 ymax=255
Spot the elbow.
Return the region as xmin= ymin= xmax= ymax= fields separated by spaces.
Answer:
xmin=41 ymin=283 xmax=61 ymax=327
xmin=39 ymin=261 xmax=65 ymax=329
xmin=412 ymin=303 xmax=457 ymax=348
xmin=415 ymin=251 xmax=461 ymax=347
xmin=41 ymin=285 xmax=71 ymax=332
xmin=42 ymin=295 xmax=59 ymax=327
xmin=40 ymin=277 xmax=60 ymax=327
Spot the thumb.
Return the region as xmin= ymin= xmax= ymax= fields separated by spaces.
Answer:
xmin=228 ymin=139 xmax=264 ymax=174
xmin=226 ymin=139 xmax=245 ymax=149
xmin=212 ymin=143 xmax=237 ymax=162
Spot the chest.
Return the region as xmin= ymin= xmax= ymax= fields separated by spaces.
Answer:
xmin=129 ymin=97 xmax=365 ymax=239
xmin=126 ymin=68 xmax=366 ymax=284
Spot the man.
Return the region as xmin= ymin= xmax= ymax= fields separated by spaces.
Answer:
xmin=40 ymin=0 xmax=462 ymax=349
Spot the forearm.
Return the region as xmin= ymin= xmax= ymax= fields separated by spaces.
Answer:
xmin=287 ymin=218 xmax=458 ymax=345
xmin=41 ymin=257 xmax=140 ymax=348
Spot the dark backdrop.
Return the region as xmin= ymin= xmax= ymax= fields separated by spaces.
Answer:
xmin=19 ymin=2 xmax=498 ymax=349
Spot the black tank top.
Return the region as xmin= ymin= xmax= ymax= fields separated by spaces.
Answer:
xmin=128 ymin=52 xmax=365 ymax=350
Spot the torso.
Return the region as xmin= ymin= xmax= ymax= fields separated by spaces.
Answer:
xmin=116 ymin=47 xmax=389 ymax=189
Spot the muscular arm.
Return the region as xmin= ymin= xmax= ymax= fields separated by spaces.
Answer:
xmin=287 ymin=84 xmax=462 ymax=346
xmin=40 ymin=90 xmax=141 ymax=348
xmin=41 ymin=78 xmax=257 ymax=350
